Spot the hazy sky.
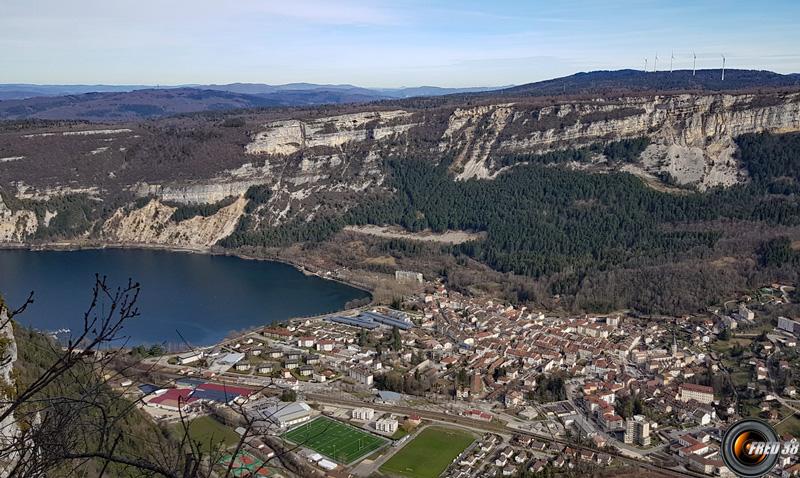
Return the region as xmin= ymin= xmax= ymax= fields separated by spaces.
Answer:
xmin=2 ymin=0 xmax=799 ymax=87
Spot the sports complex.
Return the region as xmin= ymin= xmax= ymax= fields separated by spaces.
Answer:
xmin=281 ymin=416 xmax=388 ymax=464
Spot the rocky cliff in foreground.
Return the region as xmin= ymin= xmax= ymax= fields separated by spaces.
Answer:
xmin=0 ymin=304 xmax=19 ymax=477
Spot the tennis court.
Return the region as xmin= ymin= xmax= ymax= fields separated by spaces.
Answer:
xmin=219 ymin=451 xmax=272 ymax=477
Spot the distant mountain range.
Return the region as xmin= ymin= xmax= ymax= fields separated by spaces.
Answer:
xmin=0 ymin=82 xmax=505 ymax=121
xmin=0 ymin=82 xmax=502 ymax=101
xmin=1 ymin=69 xmax=798 ymax=122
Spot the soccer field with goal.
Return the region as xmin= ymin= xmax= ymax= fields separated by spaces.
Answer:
xmin=281 ymin=416 xmax=388 ymax=464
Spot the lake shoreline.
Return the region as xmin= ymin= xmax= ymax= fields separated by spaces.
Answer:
xmin=0 ymin=240 xmax=374 ymax=297
xmin=0 ymin=243 xmax=373 ymax=346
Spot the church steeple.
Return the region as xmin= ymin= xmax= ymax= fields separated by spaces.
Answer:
xmin=671 ymin=330 xmax=678 ymax=356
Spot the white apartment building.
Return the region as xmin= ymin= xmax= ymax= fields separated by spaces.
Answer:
xmin=352 ymin=407 xmax=375 ymax=421
xmin=624 ymin=415 xmax=651 ymax=446
xmin=349 ymin=366 xmax=374 ymax=386
xmin=375 ymin=417 xmax=398 ymax=434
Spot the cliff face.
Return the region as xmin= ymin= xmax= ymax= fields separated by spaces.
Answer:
xmin=100 ymin=197 xmax=248 ymax=248
xmin=245 ymin=110 xmax=416 ymax=155
xmin=0 ymin=198 xmax=37 ymax=242
xmin=238 ymin=92 xmax=800 ymax=191
xmin=439 ymin=93 xmax=800 ymax=188
xmin=1 ymin=91 xmax=800 ymax=245
xmin=0 ymin=305 xmax=19 ymax=476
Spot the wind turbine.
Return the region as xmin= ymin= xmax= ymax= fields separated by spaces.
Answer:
xmin=654 ymin=53 xmax=658 ymax=72
xmin=721 ymin=54 xmax=726 ymax=81
xmin=670 ymin=51 xmax=674 ymax=73
xmin=692 ymin=51 xmax=697 ymax=76
xmin=644 ymin=58 xmax=648 ymax=72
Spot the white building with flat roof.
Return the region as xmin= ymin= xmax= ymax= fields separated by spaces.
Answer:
xmin=177 ymin=350 xmax=203 ymax=365
xmin=352 ymin=407 xmax=375 ymax=421
xmin=375 ymin=417 xmax=398 ymax=434
xmin=349 ymin=366 xmax=373 ymax=386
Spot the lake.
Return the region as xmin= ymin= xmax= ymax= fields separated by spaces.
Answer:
xmin=0 ymin=248 xmax=370 ymax=346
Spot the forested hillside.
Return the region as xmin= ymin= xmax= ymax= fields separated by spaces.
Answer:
xmin=500 ymin=69 xmax=800 ymax=97
xmin=11 ymin=324 xmax=176 ymax=477
xmin=224 ymin=131 xmax=800 ymax=313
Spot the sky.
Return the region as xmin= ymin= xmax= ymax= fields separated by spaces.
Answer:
xmin=1 ymin=0 xmax=799 ymax=87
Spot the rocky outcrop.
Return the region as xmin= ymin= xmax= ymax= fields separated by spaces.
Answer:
xmin=0 ymin=197 xmax=37 ymax=242
xmin=444 ymin=104 xmax=514 ymax=180
xmin=132 ymin=181 xmax=262 ymax=205
xmin=101 ymin=197 xmax=248 ymax=248
xmin=246 ymin=92 xmax=800 ymax=189
xmin=0 ymin=304 xmax=19 ymax=476
xmin=245 ymin=110 xmax=415 ymax=155
xmin=441 ymin=93 xmax=800 ymax=188
xmin=0 ymin=307 xmax=17 ymax=393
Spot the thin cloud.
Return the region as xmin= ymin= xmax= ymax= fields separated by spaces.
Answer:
xmin=246 ymin=0 xmax=402 ymax=26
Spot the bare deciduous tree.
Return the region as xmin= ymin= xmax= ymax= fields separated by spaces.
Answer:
xmin=0 ymin=275 xmax=338 ymax=477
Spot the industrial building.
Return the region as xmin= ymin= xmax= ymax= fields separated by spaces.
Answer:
xmin=326 ymin=310 xmax=413 ymax=330
xmin=250 ymin=400 xmax=313 ymax=429
xmin=327 ymin=315 xmax=380 ymax=330
xmin=176 ymin=350 xmax=203 ymax=365
xmin=360 ymin=311 xmax=413 ymax=330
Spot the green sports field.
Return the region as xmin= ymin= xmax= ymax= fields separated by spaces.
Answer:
xmin=172 ymin=415 xmax=240 ymax=454
xmin=380 ymin=426 xmax=474 ymax=478
xmin=281 ymin=416 xmax=388 ymax=464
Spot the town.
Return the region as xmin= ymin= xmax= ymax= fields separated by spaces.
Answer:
xmin=115 ymin=275 xmax=800 ymax=478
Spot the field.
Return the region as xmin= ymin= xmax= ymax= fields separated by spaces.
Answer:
xmin=776 ymin=410 xmax=800 ymax=437
xmin=343 ymin=225 xmax=483 ymax=244
xmin=380 ymin=426 xmax=475 ymax=478
xmin=172 ymin=415 xmax=241 ymax=454
xmin=281 ymin=416 xmax=387 ymax=464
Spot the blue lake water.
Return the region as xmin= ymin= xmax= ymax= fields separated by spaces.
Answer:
xmin=0 ymin=248 xmax=369 ymax=346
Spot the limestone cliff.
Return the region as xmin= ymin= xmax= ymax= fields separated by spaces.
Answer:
xmin=100 ymin=196 xmax=248 ymax=248
xmin=245 ymin=110 xmax=416 ymax=155
xmin=0 ymin=197 xmax=37 ymax=242
xmin=0 ymin=304 xmax=19 ymax=476
xmin=2 ymin=90 xmax=800 ymax=243
xmin=238 ymin=92 xmax=800 ymax=191
xmin=439 ymin=93 xmax=800 ymax=188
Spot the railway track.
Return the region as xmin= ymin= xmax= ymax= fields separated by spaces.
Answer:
xmin=303 ymin=393 xmax=706 ymax=478
xmin=130 ymin=363 xmax=705 ymax=478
